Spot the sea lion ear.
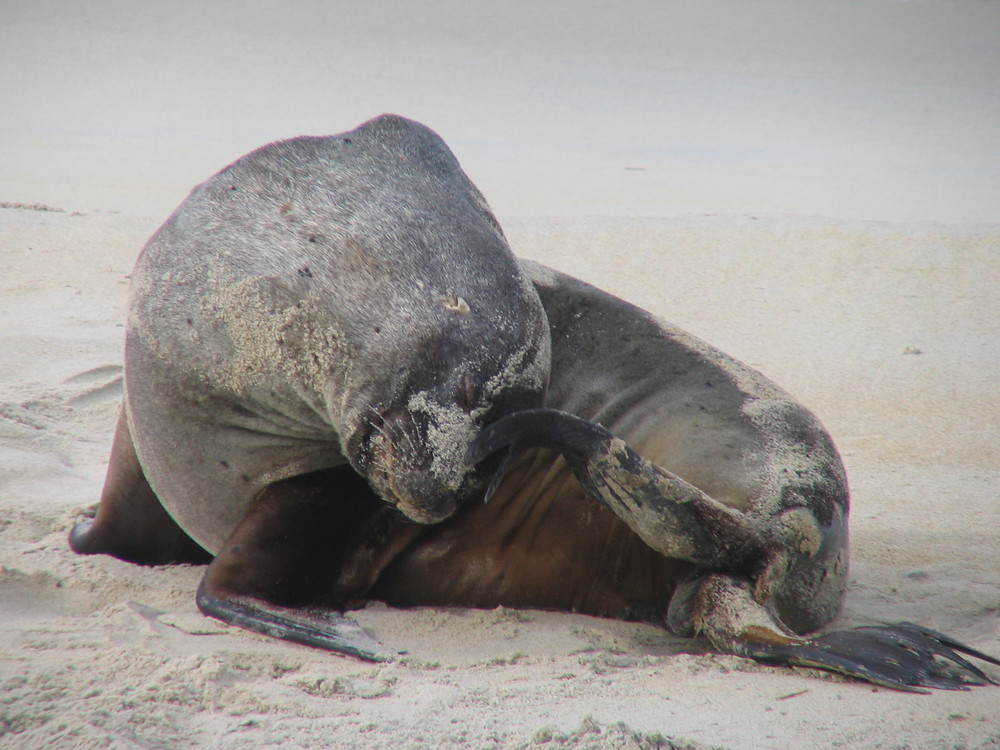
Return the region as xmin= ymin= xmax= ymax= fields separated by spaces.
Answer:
xmin=443 ymin=295 xmax=470 ymax=314
xmin=456 ymin=370 xmax=480 ymax=414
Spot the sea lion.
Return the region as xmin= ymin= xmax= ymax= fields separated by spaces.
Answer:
xmin=70 ymin=116 xmax=999 ymax=690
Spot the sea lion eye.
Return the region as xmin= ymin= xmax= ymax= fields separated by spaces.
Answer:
xmin=457 ymin=371 xmax=480 ymax=414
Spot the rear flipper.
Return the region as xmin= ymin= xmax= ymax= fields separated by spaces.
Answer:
xmin=196 ymin=466 xmax=411 ymax=662
xmin=752 ymin=623 xmax=1000 ymax=692
xmin=468 ymin=408 xmax=763 ymax=568
xmin=674 ymin=573 xmax=999 ymax=692
xmin=470 ymin=410 xmax=1000 ymax=692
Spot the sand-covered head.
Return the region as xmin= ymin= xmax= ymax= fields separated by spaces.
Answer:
xmin=126 ymin=115 xmax=550 ymax=539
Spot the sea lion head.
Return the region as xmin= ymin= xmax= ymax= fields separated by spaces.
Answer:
xmin=339 ymin=272 xmax=550 ymax=524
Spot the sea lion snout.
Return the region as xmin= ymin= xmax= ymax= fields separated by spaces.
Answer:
xmin=347 ymin=406 xmax=477 ymax=524
xmin=387 ymin=473 xmax=463 ymax=524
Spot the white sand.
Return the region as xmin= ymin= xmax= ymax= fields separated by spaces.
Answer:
xmin=2 ymin=2 xmax=998 ymax=748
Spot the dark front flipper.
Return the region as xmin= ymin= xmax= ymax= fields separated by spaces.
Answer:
xmin=748 ymin=623 xmax=1000 ymax=693
xmin=469 ymin=408 xmax=762 ymax=567
xmin=197 ymin=465 xmax=412 ymax=661
xmin=197 ymin=587 xmax=396 ymax=661
xmin=69 ymin=408 xmax=212 ymax=565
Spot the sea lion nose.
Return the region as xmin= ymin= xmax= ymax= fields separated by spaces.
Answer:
xmin=388 ymin=470 xmax=461 ymax=524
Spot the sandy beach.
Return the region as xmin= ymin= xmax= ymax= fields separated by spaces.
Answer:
xmin=2 ymin=2 xmax=999 ymax=748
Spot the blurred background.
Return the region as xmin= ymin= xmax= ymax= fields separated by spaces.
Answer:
xmin=3 ymin=0 xmax=998 ymax=222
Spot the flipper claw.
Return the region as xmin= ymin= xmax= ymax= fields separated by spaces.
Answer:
xmin=482 ymin=446 xmax=515 ymax=503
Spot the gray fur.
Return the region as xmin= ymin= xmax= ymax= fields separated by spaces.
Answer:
xmin=522 ymin=260 xmax=849 ymax=635
xmin=125 ymin=115 xmax=550 ymax=552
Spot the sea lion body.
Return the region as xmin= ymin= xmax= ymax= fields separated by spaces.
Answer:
xmin=71 ymin=116 xmax=998 ymax=691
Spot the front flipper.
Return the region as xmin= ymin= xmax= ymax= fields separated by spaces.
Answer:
xmin=197 ymin=585 xmax=397 ymax=661
xmin=196 ymin=466 xmax=409 ymax=662
xmin=469 ymin=408 xmax=762 ymax=567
